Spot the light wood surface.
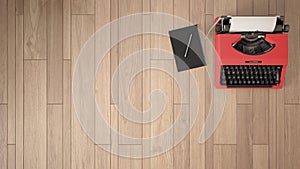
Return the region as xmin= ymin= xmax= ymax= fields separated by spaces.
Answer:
xmin=1 ymin=0 xmax=300 ymax=169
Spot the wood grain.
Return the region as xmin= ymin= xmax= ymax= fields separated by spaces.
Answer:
xmin=0 ymin=105 xmax=7 ymax=169
xmin=119 ymin=145 xmax=142 ymax=169
xmin=8 ymin=0 xmax=16 ymax=144
xmin=284 ymin=105 xmax=300 ymax=169
xmin=254 ymin=0 xmax=269 ymax=15
xmin=205 ymin=14 xmax=214 ymax=169
xmin=189 ymin=2 xmax=206 ymax=168
xmin=63 ymin=60 xmax=71 ymax=169
xmin=72 ymin=0 xmax=94 ymax=14
xmin=63 ymin=0 xmax=71 ymax=59
xmin=268 ymin=89 xmax=277 ymax=169
xmin=47 ymin=0 xmax=63 ymax=103
xmin=16 ymin=0 xmax=24 ymax=15
xmin=237 ymin=0 xmax=253 ymax=15
xmin=214 ymin=145 xmax=236 ymax=169
xmin=95 ymin=0 xmax=111 ymax=144
xmin=8 ymin=145 xmax=16 ymax=169
xmin=2 ymin=0 xmax=300 ymax=169
xmin=237 ymin=105 xmax=253 ymax=169
xmin=214 ymin=90 xmax=236 ymax=144
xmin=24 ymin=60 xmax=47 ymax=169
xmin=173 ymin=0 xmax=190 ymax=104
xmin=47 ymin=105 xmax=63 ymax=169
xmin=118 ymin=0 xmax=143 ymax=144
xmin=150 ymin=60 xmax=173 ymax=169
xmin=277 ymin=89 xmax=285 ymax=169
xmin=150 ymin=0 xmax=173 ymax=59
xmin=24 ymin=0 xmax=47 ymax=59
xmin=95 ymin=145 xmax=111 ymax=169
xmin=110 ymin=0 xmax=119 ymax=104
xmin=71 ymin=15 xmax=95 ymax=169
xmin=0 ymin=0 xmax=7 ymax=103
xmin=284 ymin=0 xmax=300 ymax=104
xmin=253 ymin=145 xmax=268 ymax=169
xmin=173 ymin=105 xmax=190 ymax=169
xmin=253 ymin=89 xmax=269 ymax=145
xmin=16 ymin=15 xmax=24 ymax=169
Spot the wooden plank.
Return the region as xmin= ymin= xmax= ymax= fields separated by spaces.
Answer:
xmin=284 ymin=0 xmax=300 ymax=104
xmin=118 ymin=0 xmax=142 ymax=144
xmin=252 ymin=89 xmax=269 ymax=144
xmin=63 ymin=60 xmax=71 ymax=169
xmin=189 ymin=6 xmax=205 ymax=169
xmin=24 ymin=0 xmax=47 ymax=59
xmin=47 ymin=105 xmax=63 ymax=169
xmin=237 ymin=105 xmax=253 ymax=169
xmin=72 ymin=0 xmax=94 ymax=14
xmin=269 ymin=0 xmax=277 ymax=15
xmin=236 ymin=90 xmax=252 ymax=104
xmin=277 ymin=0 xmax=285 ymax=15
xmin=254 ymin=0 xmax=269 ymax=15
xmin=284 ymin=105 xmax=300 ymax=169
xmin=71 ymin=15 xmax=94 ymax=66
xmin=24 ymin=60 xmax=47 ymax=169
xmin=95 ymin=145 xmax=111 ymax=169
xmin=268 ymin=89 xmax=277 ymax=169
xmin=214 ymin=145 xmax=236 ymax=169
xmin=150 ymin=0 xmax=173 ymax=59
xmin=174 ymin=0 xmax=190 ymax=104
xmin=63 ymin=0 xmax=71 ymax=59
xmin=150 ymin=60 xmax=173 ymax=169
xmin=237 ymin=0 xmax=253 ymax=15
xmin=110 ymin=0 xmax=119 ymax=104
xmin=253 ymin=145 xmax=268 ymax=169
xmin=119 ymin=145 xmax=142 ymax=169
xmin=142 ymin=3 xmax=151 ymax=168
xmin=0 ymin=105 xmax=7 ymax=169
xmin=214 ymin=90 xmax=236 ymax=144
xmin=0 ymin=0 xmax=7 ymax=103
xmin=47 ymin=0 xmax=63 ymax=103
xmin=110 ymin=106 xmax=119 ymax=169
xmin=16 ymin=15 xmax=24 ymax=169
xmin=189 ymin=68 xmax=205 ymax=169
xmin=16 ymin=0 xmax=24 ymax=15
xmin=71 ymin=15 xmax=95 ymax=169
xmin=174 ymin=105 xmax=190 ymax=169
xmin=95 ymin=0 xmax=111 ymax=144
xmin=205 ymin=14 xmax=214 ymax=169
xmin=8 ymin=145 xmax=16 ymax=169
xmin=276 ymin=88 xmax=284 ymax=169
xmin=206 ymin=0 xmax=214 ymax=14
xmin=7 ymin=0 xmax=16 ymax=144
xmin=214 ymin=0 xmax=237 ymax=16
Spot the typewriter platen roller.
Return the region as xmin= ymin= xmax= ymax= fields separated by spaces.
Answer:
xmin=214 ymin=16 xmax=289 ymax=89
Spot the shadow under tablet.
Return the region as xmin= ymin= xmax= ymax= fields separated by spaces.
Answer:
xmin=169 ymin=25 xmax=207 ymax=72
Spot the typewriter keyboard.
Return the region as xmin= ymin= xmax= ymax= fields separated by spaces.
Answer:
xmin=220 ymin=65 xmax=283 ymax=87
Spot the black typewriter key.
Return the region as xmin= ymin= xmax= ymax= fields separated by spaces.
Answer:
xmin=233 ymin=80 xmax=237 ymax=85
xmin=243 ymin=80 xmax=247 ymax=84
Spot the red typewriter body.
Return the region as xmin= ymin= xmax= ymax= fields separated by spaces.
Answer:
xmin=214 ymin=16 xmax=289 ymax=88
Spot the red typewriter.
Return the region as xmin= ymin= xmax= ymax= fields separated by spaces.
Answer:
xmin=214 ymin=16 xmax=289 ymax=88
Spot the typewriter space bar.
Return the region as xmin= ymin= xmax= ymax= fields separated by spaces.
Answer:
xmin=226 ymin=85 xmax=273 ymax=88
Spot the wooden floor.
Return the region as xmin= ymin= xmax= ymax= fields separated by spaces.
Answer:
xmin=0 ymin=0 xmax=300 ymax=169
